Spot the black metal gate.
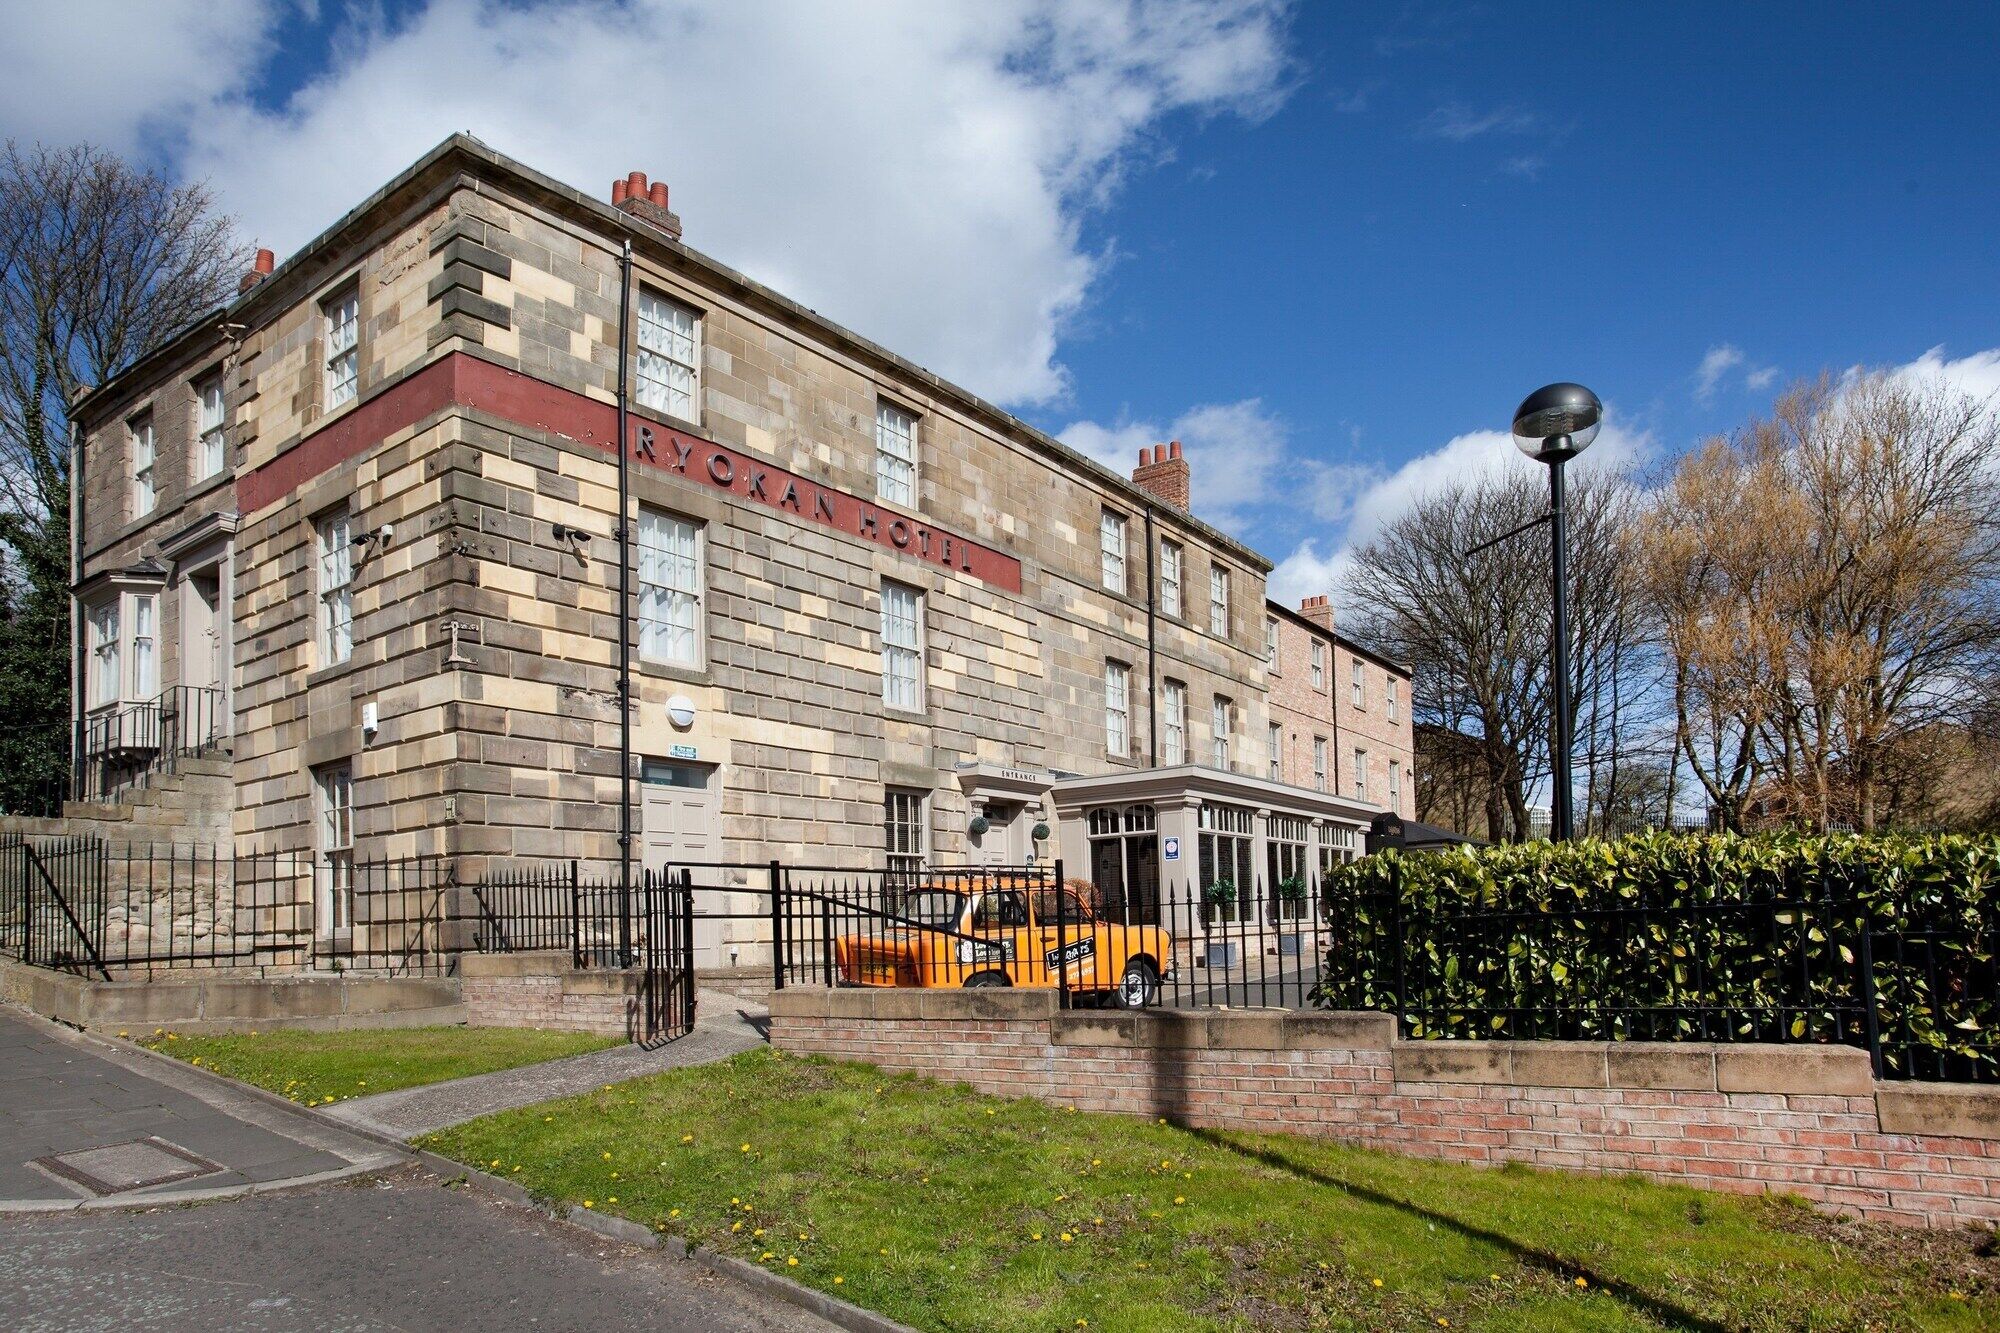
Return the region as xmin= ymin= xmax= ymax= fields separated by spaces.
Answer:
xmin=638 ymin=868 xmax=696 ymax=1046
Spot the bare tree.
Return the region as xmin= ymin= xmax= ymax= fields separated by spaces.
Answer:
xmin=1343 ymin=465 xmax=1643 ymax=842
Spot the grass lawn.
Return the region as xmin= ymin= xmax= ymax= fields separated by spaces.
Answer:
xmin=136 ymin=1026 xmax=620 ymax=1106
xmin=426 ymin=1049 xmax=1996 ymax=1332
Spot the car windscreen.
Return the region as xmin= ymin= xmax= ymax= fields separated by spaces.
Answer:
xmin=897 ymin=890 xmax=966 ymax=929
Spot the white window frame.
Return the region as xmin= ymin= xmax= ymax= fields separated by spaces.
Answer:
xmin=1162 ymin=679 xmax=1187 ymax=765
xmin=316 ymin=512 xmax=354 ymax=667
xmin=1264 ymin=616 xmax=1279 ymax=663
xmin=1104 ymin=661 xmax=1130 ymax=757
xmin=195 ymin=373 xmax=226 ymax=481
xmin=87 ymin=599 xmax=120 ymax=709
xmin=316 ymin=763 xmax=354 ymax=936
xmin=1208 ymin=564 xmax=1229 ymax=639
xmin=636 ymin=289 xmax=700 ymax=422
xmin=881 ymin=580 xmax=924 ymax=712
xmin=129 ymin=414 xmax=155 ymax=519
xmin=638 ymin=509 xmax=704 ymax=667
xmin=323 ymin=285 xmax=359 ymax=410
xmin=1211 ymin=696 xmax=1232 ymax=769
xmin=1159 ymin=540 xmax=1183 ymax=618
xmin=1100 ymin=511 xmax=1127 ymax=593
xmin=130 ymin=593 xmax=158 ymax=699
xmin=1311 ymin=640 xmax=1325 ymax=690
xmin=1352 ymin=658 xmax=1366 ymax=708
xmin=1313 ymin=736 xmax=1328 ymax=792
xmin=1268 ymin=723 xmax=1281 ymax=781
xmin=1387 ymin=675 xmax=1399 ymax=722
xmin=1353 ymin=748 xmax=1368 ymax=801
xmin=1389 ymin=760 xmax=1403 ymax=810
xmin=885 ymin=788 xmax=927 ymax=879
xmin=875 ymin=400 xmax=918 ymax=507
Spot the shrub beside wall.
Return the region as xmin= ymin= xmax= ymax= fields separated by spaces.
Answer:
xmin=1310 ymin=832 xmax=2000 ymax=1082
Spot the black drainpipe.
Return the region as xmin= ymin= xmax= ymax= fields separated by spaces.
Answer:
xmin=614 ymin=239 xmax=635 ymax=968
xmin=1144 ymin=506 xmax=1159 ymax=766
xmin=68 ymin=419 xmax=83 ymax=788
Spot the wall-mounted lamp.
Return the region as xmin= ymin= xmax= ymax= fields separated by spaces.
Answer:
xmin=969 ymin=814 xmax=991 ymax=836
xmin=350 ymin=524 xmax=393 ymax=552
xmin=552 ymin=522 xmax=592 ymax=545
xmin=1032 ymin=822 xmax=1051 ymax=843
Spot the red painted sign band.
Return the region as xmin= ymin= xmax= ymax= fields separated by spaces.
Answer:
xmin=237 ymin=353 xmax=1023 ymax=593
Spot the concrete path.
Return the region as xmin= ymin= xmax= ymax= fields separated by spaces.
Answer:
xmin=1 ymin=1165 xmax=838 ymax=1332
xmin=327 ymin=988 xmax=768 ymax=1139
xmin=0 ymin=1006 xmax=401 ymax=1211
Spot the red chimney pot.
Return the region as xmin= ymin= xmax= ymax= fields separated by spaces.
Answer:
xmin=627 ymin=171 xmax=648 ymax=197
xmin=612 ymin=179 xmax=629 ymax=204
xmin=649 ymin=181 xmax=669 ymax=208
xmin=254 ymin=248 xmax=274 ymax=274
xmin=1168 ymin=439 xmax=1183 ymax=460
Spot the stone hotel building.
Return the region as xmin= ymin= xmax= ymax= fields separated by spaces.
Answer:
xmin=67 ymin=136 xmax=1411 ymax=952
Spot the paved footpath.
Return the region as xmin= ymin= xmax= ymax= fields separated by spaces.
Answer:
xmin=327 ymin=988 xmax=768 ymax=1138
xmin=0 ymin=1006 xmax=400 ymax=1209
xmin=2 ymin=1166 xmax=835 ymax=1332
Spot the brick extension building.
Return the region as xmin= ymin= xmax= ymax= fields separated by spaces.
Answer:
xmin=65 ymin=135 xmax=1412 ymax=961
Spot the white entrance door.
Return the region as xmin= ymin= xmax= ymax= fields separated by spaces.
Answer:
xmin=179 ymin=558 xmax=230 ymax=737
xmin=640 ymin=761 xmax=723 ymax=965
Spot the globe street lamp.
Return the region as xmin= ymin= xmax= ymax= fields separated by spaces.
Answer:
xmin=1510 ymin=383 xmax=1601 ymax=842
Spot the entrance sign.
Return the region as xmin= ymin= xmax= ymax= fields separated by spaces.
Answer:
xmin=1163 ymin=836 xmax=1181 ymax=862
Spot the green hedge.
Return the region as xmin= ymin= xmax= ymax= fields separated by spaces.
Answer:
xmin=1309 ymin=832 xmax=2000 ymax=1081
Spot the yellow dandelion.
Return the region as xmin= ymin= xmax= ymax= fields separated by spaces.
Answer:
xmin=984 ymin=1109 xmax=995 ymax=1117
xmin=489 ymin=1160 xmax=501 ymax=1168
xmin=1031 ymin=1232 xmax=1043 ymax=1241
xmin=753 ymin=1227 xmax=766 ymax=1237
xmin=680 ymin=1134 xmax=693 ymax=1143
xmin=1135 ymin=1261 xmax=1149 ymax=1270
xmin=608 ymin=1196 xmax=618 ymax=1204
xmin=787 ymin=1257 xmax=799 ymax=1267
xmin=834 ymin=1276 xmax=845 ymax=1285
xmin=1093 ymin=1217 xmax=1103 ymax=1226
xmin=1059 ymin=1232 xmax=1074 ymax=1244
xmin=119 ymin=1030 xmax=129 ymax=1038
xmin=1091 ymin=1158 xmax=1102 ymax=1167
xmin=732 ymin=1221 xmax=743 ymax=1233
xmin=731 ymin=1197 xmax=741 ymax=1205
xmin=1055 ymin=1193 xmax=1068 ymax=1202
xmin=544 ymin=1116 xmax=553 ymax=1122
xmin=1173 ymin=1196 xmax=1186 ymax=1206
xmin=601 ymin=1151 xmax=612 ymax=1160
xmin=583 ymin=1200 xmax=594 ymax=1209
xmin=1575 ymin=1277 xmax=1588 ymax=1289
xmin=1439 ymin=1321 xmax=1450 ymax=1328
xmin=761 ymin=1251 xmax=774 ymax=1261
xmin=1371 ymin=1278 xmax=1384 ymax=1289
xmin=740 ymin=1143 xmax=752 ymax=1153
xmin=512 ymin=1166 xmax=521 ymax=1173
xmin=1489 ymin=1273 xmax=1501 ymax=1282
xmin=670 ymin=1209 xmax=681 ymax=1218
xmin=879 ymin=1248 xmax=889 ymax=1257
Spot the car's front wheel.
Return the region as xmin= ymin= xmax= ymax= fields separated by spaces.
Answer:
xmin=1111 ymin=958 xmax=1161 ymax=1009
xmin=963 ymin=971 xmax=1011 ymax=989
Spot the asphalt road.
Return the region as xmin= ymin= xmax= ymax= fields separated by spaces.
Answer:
xmin=2 ymin=1167 xmax=839 ymax=1333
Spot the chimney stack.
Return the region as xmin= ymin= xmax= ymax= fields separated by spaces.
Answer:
xmin=1131 ymin=438 xmax=1190 ymax=510
xmin=610 ymin=170 xmax=683 ymax=241
xmin=238 ymin=247 xmax=275 ymax=294
xmin=1299 ymin=594 xmax=1336 ymax=632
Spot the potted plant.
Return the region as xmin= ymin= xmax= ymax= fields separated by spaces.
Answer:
xmin=1201 ymin=878 xmax=1239 ymax=969
xmin=1274 ymin=876 xmax=1308 ymax=956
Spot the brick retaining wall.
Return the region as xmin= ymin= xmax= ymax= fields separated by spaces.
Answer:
xmin=768 ymin=987 xmax=2000 ymax=1230
xmin=0 ymin=957 xmax=464 ymax=1034
xmin=460 ymin=951 xmax=647 ymax=1039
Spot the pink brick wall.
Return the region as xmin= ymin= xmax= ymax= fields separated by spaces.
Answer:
xmin=768 ymin=991 xmax=2000 ymax=1230
xmin=461 ymin=953 xmax=643 ymax=1038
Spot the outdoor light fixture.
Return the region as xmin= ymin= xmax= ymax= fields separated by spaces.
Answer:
xmin=1504 ymin=382 xmax=1603 ymax=842
xmin=969 ymin=814 xmax=991 ymax=836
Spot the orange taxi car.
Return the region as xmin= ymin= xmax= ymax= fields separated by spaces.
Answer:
xmin=832 ymin=879 xmax=1173 ymax=1008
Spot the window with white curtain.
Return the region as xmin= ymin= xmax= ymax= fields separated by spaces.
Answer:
xmin=881 ymin=580 xmax=923 ymax=711
xmin=636 ymin=290 xmax=699 ymax=421
xmin=1265 ymin=616 xmax=1279 ymax=663
xmin=1211 ymin=695 xmax=1232 ymax=768
xmin=1208 ymin=564 xmax=1229 ymax=638
xmin=1353 ymin=748 xmax=1368 ymax=800
xmin=1388 ymin=675 xmax=1399 ymax=721
xmin=1159 ymin=540 xmax=1183 ymax=617
xmin=885 ymin=788 xmax=927 ymax=880
xmin=1162 ymin=679 xmax=1187 ymax=764
xmin=1100 ymin=511 xmax=1127 ymax=593
xmin=323 ymin=286 xmax=359 ymax=409
xmin=1313 ymin=736 xmax=1328 ymax=791
xmin=1105 ymin=661 xmax=1129 ymax=756
xmin=316 ymin=512 xmax=353 ymax=666
xmin=1352 ymin=658 xmax=1366 ymax=707
xmin=88 ymin=601 xmax=119 ymax=708
xmin=1268 ymin=723 xmax=1281 ymax=780
xmin=131 ymin=594 xmax=157 ymax=698
xmin=875 ymin=400 xmax=917 ymax=506
xmin=130 ymin=415 xmax=155 ymax=518
xmin=638 ymin=509 xmax=703 ymax=666
xmin=195 ymin=374 xmax=226 ymax=480
xmin=1311 ymin=640 xmax=1325 ymax=689
xmin=1389 ymin=759 xmax=1403 ymax=809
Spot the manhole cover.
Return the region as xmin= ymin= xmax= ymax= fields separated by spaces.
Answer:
xmin=34 ymin=1137 xmax=224 ymax=1196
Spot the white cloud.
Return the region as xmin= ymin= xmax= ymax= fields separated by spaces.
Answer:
xmin=13 ymin=0 xmax=1293 ymax=409
xmin=0 ymin=0 xmax=277 ymax=153
xmin=1415 ymin=102 xmax=1539 ymax=141
xmin=1879 ymin=345 xmax=2000 ymax=410
xmin=1267 ymin=537 xmax=1349 ymax=609
xmin=1694 ymin=344 xmax=1744 ymax=403
xmin=1059 ymin=396 xmax=1290 ymax=527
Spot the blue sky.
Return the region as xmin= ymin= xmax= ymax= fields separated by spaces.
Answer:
xmin=10 ymin=2 xmax=1997 ymax=599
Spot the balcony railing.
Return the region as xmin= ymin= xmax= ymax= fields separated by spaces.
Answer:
xmin=72 ymin=686 xmax=228 ymax=805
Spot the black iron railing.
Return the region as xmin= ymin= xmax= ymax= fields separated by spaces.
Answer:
xmin=71 ymin=685 xmax=229 ymax=805
xmin=0 ymin=836 xmax=453 ymax=976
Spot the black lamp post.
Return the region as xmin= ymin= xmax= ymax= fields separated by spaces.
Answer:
xmin=1510 ymin=382 xmax=1602 ymax=842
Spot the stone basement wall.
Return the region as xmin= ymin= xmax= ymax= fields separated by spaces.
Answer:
xmin=460 ymin=951 xmax=650 ymax=1040
xmin=768 ymin=987 xmax=2000 ymax=1230
xmin=0 ymin=957 xmax=463 ymax=1034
